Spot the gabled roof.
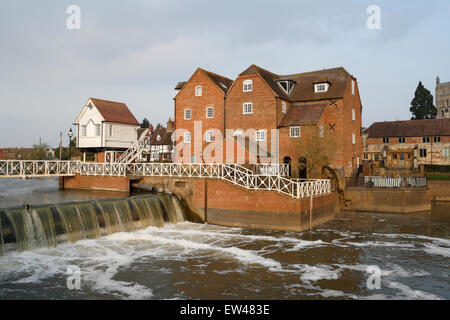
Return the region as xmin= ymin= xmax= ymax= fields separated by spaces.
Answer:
xmin=150 ymin=127 xmax=173 ymax=145
xmin=278 ymin=103 xmax=328 ymax=127
xmin=367 ymin=119 xmax=450 ymax=138
xmin=175 ymin=68 xmax=233 ymax=94
xmin=239 ymin=64 xmax=352 ymax=101
xmin=90 ymin=98 xmax=139 ymax=125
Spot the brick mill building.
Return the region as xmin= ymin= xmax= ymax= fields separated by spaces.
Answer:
xmin=363 ymin=118 xmax=450 ymax=169
xmin=174 ymin=65 xmax=363 ymax=179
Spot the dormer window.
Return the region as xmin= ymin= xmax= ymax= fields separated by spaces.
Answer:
xmin=276 ymin=80 xmax=296 ymax=94
xmin=314 ymin=83 xmax=329 ymax=93
xmin=88 ymin=102 xmax=94 ymax=110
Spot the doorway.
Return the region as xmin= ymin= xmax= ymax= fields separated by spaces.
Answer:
xmin=299 ymin=157 xmax=307 ymax=179
xmin=283 ymin=156 xmax=292 ymax=176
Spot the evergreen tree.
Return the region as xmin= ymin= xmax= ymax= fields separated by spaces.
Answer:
xmin=140 ymin=118 xmax=150 ymax=128
xmin=410 ymin=82 xmax=436 ymax=119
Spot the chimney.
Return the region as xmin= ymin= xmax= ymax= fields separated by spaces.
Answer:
xmin=167 ymin=117 xmax=174 ymax=131
xmin=149 ymin=124 xmax=154 ymax=132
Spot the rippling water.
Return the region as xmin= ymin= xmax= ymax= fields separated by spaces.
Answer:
xmin=0 ymin=178 xmax=449 ymax=300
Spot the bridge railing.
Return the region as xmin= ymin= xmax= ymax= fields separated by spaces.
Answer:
xmin=0 ymin=160 xmax=79 ymax=177
xmin=0 ymin=161 xmax=331 ymax=199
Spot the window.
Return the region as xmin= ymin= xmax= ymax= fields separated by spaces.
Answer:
xmin=109 ymin=125 xmax=113 ymax=137
xmin=375 ymin=154 xmax=379 ymax=161
xmin=96 ymin=124 xmax=101 ymax=136
xmin=364 ymin=154 xmax=368 ymax=160
xmin=195 ymin=86 xmax=202 ymax=96
xmin=81 ymin=125 xmax=87 ymax=137
xmin=206 ymin=107 xmax=214 ymax=119
xmin=184 ymin=109 xmax=191 ymax=120
xmin=281 ymin=102 xmax=287 ymax=114
xmin=442 ymin=148 xmax=450 ymax=158
xmin=243 ymin=102 xmax=253 ymax=114
xmin=423 ymin=137 xmax=430 ymax=143
xmin=184 ymin=132 xmax=191 ymax=144
xmin=205 ymin=130 xmax=213 ymax=142
xmin=290 ymin=126 xmax=300 ymax=138
xmin=352 ymin=109 xmax=356 ymax=121
xmin=393 ymin=154 xmax=398 ymax=160
xmin=398 ymin=137 xmax=406 ymax=143
xmin=256 ymin=130 xmax=266 ymax=142
xmin=434 ymin=136 xmax=441 ymax=143
xmin=352 ymin=80 xmax=355 ymax=95
xmin=277 ymin=80 xmax=296 ymax=94
xmin=420 ymin=148 xmax=427 ymax=158
xmin=243 ymin=80 xmax=252 ymax=92
xmin=319 ymin=125 xmax=324 ymax=138
xmin=157 ymin=135 xmax=161 ymax=141
xmin=383 ymin=137 xmax=389 ymax=144
xmin=352 ymin=133 xmax=356 ymax=145
xmin=314 ymin=83 xmax=329 ymax=93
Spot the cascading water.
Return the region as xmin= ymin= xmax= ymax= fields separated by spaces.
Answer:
xmin=0 ymin=194 xmax=185 ymax=256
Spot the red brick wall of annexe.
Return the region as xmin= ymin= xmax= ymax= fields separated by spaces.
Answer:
xmin=192 ymin=178 xmax=339 ymax=231
xmin=60 ymin=175 xmax=130 ymax=193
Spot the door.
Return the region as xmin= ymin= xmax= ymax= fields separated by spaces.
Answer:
xmin=399 ymin=154 xmax=405 ymax=168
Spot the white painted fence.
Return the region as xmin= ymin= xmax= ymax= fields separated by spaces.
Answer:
xmin=364 ymin=176 xmax=427 ymax=188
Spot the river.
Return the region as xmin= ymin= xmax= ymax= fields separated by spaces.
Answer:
xmin=0 ymin=178 xmax=448 ymax=300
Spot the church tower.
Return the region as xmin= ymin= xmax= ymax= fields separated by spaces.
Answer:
xmin=436 ymin=75 xmax=450 ymax=119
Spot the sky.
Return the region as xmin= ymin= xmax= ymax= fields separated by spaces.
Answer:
xmin=1 ymin=0 xmax=450 ymax=148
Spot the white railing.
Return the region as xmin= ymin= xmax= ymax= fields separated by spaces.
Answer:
xmin=123 ymin=163 xmax=331 ymax=199
xmin=0 ymin=161 xmax=331 ymax=199
xmin=364 ymin=176 xmax=427 ymax=188
xmin=249 ymin=164 xmax=290 ymax=176
xmin=115 ymin=129 xmax=150 ymax=164
xmin=0 ymin=160 xmax=79 ymax=178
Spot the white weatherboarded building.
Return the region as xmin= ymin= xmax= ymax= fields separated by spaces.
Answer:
xmin=74 ymin=98 xmax=140 ymax=158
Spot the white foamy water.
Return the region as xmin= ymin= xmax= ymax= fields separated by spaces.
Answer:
xmin=1 ymin=220 xmax=448 ymax=300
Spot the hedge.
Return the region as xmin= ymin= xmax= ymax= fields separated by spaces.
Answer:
xmin=424 ymin=164 xmax=450 ymax=173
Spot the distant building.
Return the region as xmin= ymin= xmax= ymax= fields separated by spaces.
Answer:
xmin=0 ymin=148 xmax=6 ymax=160
xmin=74 ymin=98 xmax=140 ymax=162
xmin=364 ymin=118 xmax=450 ymax=169
xmin=46 ymin=149 xmax=55 ymax=159
xmin=436 ymin=76 xmax=450 ymax=119
xmin=137 ymin=119 xmax=175 ymax=162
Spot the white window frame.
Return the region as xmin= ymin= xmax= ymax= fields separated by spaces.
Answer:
xmin=243 ymin=80 xmax=253 ymax=92
xmin=206 ymin=107 xmax=214 ymax=119
xmin=81 ymin=125 xmax=87 ymax=137
xmin=442 ymin=148 xmax=450 ymax=158
xmin=96 ymin=124 xmax=101 ymax=136
xmin=352 ymin=109 xmax=356 ymax=121
xmin=195 ymin=86 xmax=202 ymax=96
xmin=289 ymin=126 xmax=300 ymax=138
xmin=243 ymin=102 xmax=253 ymax=114
xmin=109 ymin=124 xmax=113 ymax=137
xmin=281 ymin=102 xmax=287 ymax=114
xmin=205 ymin=130 xmax=214 ymax=142
xmin=184 ymin=132 xmax=191 ymax=144
xmin=314 ymin=83 xmax=329 ymax=93
xmin=352 ymin=133 xmax=356 ymax=145
xmin=319 ymin=125 xmax=324 ymax=138
xmin=352 ymin=80 xmax=355 ymax=95
xmin=256 ymin=130 xmax=266 ymax=142
xmin=184 ymin=109 xmax=192 ymax=120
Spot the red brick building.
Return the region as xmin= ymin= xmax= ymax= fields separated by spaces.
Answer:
xmin=0 ymin=149 xmax=6 ymax=160
xmin=174 ymin=65 xmax=363 ymax=178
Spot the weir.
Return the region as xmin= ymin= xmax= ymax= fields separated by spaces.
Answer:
xmin=0 ymin=194 xmax=185 ymax=256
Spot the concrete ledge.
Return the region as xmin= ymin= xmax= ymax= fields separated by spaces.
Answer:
xmin=344 ymin=187 xmax=430 ymax=213
xmin=60 ymin=175 xmax=130 ymax=193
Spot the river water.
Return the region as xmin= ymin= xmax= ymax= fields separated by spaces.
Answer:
xmin=0 ymin=178 xmax=448 ymax=300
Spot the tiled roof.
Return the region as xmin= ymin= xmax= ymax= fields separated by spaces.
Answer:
xmin=201 ymin=68 xmax=234 ymax=93
xmin=367 ymin=119 xmax=450 ymax=138
xmin=90 ymin=98 xmax=139 ymax=125
xmin=150 ymin=128 xmax=173 ymax=145
xmin=278 ymin=103 xmax=328 ymax=127
xmin=239 ymin=64 xmax=351 ymax=102
xmin=174 ymin=82 xmax=187 ymax=90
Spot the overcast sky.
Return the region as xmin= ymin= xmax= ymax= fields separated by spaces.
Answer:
xmin=1 ymin=0 xmax=449 ymax=148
